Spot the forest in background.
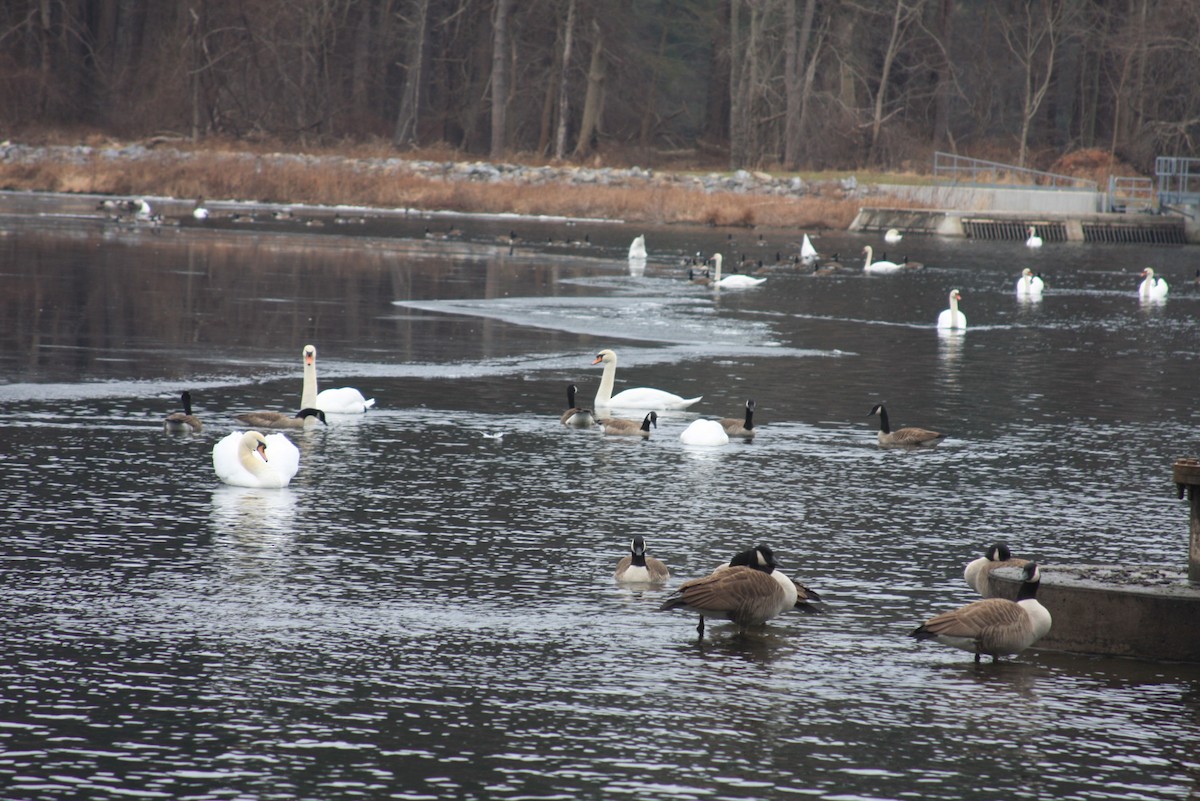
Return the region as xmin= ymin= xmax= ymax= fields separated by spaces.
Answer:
xmin=2 ymin=0 xmax=1199 ymax=176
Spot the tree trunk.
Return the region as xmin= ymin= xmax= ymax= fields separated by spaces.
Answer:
xmin=393 ymin=0 xmax=430 ymax=147
xmin=490 ymin=0 xmax=513 ymax=158
xmin=573 ymin=18 xmax=605 ymax=158
xmin=554 ymin=0 xmax=577 ymax=161
xmin=931 ymin=0 xmax=954 ymax=151
xmin=784 ymin=0 xmax=816 ymax=169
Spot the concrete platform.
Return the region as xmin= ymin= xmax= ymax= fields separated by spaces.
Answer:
xmin=989 ymin=564 xmax=1200 ymax=662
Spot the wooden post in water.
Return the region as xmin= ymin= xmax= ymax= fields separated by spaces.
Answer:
xmin=1173 ymin=458 xmax=1200 ymax=582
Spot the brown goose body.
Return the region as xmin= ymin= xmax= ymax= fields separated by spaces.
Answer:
xmin=868 ymin=403 xmax=945 ymax=448
xmin=614 ymin=536 xmax=670 ymax=584
xmin=912 ymin=562 xmax=1052 ymax=663
xmin=719 ymin=399 xmax=756 ymax=439
xmin=559 ymin=383 xmax=596 ymax=428
xmin=660 ymin=545 xmax=801 ymax=636
xmin=163 ymin=391 xmax=203 ymax=433
xmin=234 ymin=408 xmax=327 ymax=430
xmin=598 ymin=411 xmax=657 ymax=438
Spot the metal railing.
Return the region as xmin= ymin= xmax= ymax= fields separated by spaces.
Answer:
xmin=1155 ymin=156 xmax=1200 ymax=206
xmin=1107 ymin=175 xmax=1155 ymax=213
xmin=933 ymin=151 xmax=1097 ymax=190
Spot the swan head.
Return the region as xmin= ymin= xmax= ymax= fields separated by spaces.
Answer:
xmin=949 ymin=289 xmax=962 ymax=303
xmin=1140 ymin=268 xmax=1154 ymax=279
xmin=592 ymin=348 xmax=616 ymax=366
xmin=242 ymin=431 xmax=270 ymax=461
xmin=304 ymin=344 xmax=316 ymax=366
xmin=1021 ymin=268 xmax=1034 ymax=277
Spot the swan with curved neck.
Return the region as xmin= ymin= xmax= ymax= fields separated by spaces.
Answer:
xmin=709 ymin=253 xmax=766 ymax=288
xmin=212 ymin=430 xmax=301 ymax=488
xmin=937 ymin=289 xmax=966 ymax=331
xmin=1139 ymin=268 xmax=1168 ymax=300
xmin=1026 ymin=226 xmax=1043 ymax=248
xmin=302 ymin=344 xmax=375 ymax=414
xmin=1016 ymin=268 xmax=1044 ymax=298
xmin=861 ymin=245 xmax=901 ymax=273
xmin=591 ymin=349 xmax=702 ymax=411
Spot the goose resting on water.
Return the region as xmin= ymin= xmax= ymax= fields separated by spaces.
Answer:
xmin=614 ymin=536 xmax=670 ymax=584
xmin=868 ymin=403 xmax=946 ymax=448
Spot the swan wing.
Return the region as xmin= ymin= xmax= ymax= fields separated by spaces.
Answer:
xmin=316 ymin=387 xmax=375 ymax=414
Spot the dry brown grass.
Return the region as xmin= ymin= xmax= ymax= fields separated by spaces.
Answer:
xmin=0 ymin=139 xmax=891 ymax=229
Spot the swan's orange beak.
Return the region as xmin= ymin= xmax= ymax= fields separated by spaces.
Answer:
xmin=256 ymin=442 xmax=268 ymax=461
xmin=592 ymin=355 xmax=603 ymax=365
xmin=305 ymin=353 xmax=314 ymax=365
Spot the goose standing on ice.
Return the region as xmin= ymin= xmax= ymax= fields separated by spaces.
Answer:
xmin=1025 ymin=226 xmax=1043 ymax=248
xmin=911 ymin=562 xmax=1051 ymax=663
xmin=937 ymin=289 xmax=967 ymax=331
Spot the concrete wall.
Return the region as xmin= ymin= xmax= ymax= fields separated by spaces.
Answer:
xmin=876 ymin=184 xmax=1103 ymax=214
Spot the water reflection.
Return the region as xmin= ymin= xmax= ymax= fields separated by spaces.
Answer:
xmin=1 ymin=209 xmax=1199 ymax=801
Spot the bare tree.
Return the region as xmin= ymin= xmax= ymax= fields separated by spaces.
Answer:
xmin=554 ymin=0 xmax=577 ymax=160
xmin=393 ymin=0 xmax=429 ymax=147
xmin=490 ymin=0 xmax=513 ymax=158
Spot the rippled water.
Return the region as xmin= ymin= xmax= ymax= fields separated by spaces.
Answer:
xmin=2 ymin=201 xmax=1199 ymax=800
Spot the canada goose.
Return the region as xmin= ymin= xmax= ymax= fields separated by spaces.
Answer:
xmin=911 ymin=562 xmax=1051 ymax=663
xmin=614 ymin=535 xmax=670 ymax=584
xmin=901 ymin=256 xmax=925 ymax=270
xmin=1025 ymin=226 xmax=1043 ymax=248
xmin=559 ymin=384 xmax=596 ymax=428
xmin=937 ymin=289 xmax=967 ymax=331
xmin=234 ymin=407 xmax=327 ymax=430
xmin=598 ymin=411 xmax=657 ymax=438
xmin=659 ymin=544 xmax=798 ymax=637
xmin=861 ymin=245 xmax=901 ymax=273
xmin=725 ymin=545 xmax=823 ymax=613
xmin=1139 ymin=268 xmax=1169 ymax=300
xmin=868 ymin=403 xmax=946 ymax=448
xmin=212 ymin=430 xmax=301 ymax=488
xmin=687 ymin=267 xmax=711 ymax=285
xmin=964 ymin=542 xmax=1031 ymax=597
xmin=719 ymin=399 xmax=756 ymax=439
xmin=679 ymin=419 xmax=729 ymax=446
xmin=592 ymin=349 xmax=701 ymax=411
xmin=302 ymin=344 xmax=376 ymax=414
xmin=1016 ymin=268 xmax=1044 ymax=298
xmin=709 ymin=253 xmax=766 ymax=288
xmin=163 ymin=391 xmax=202 ymax=433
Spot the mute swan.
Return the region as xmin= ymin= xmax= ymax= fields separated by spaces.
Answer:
xmin=234 ymin=408 xmax=327 ymax=429
xmin=911 ymin=562 xmax=1051 ymax=663
xmin=720 ymin=399 xmax=756 ymax=439
xmin=163 ymin=391 xmax=202 ymax=433
xmin=799 ymin=234 xmax=818 ymax=265
xmin=628 ymin=235 xmax=647 ymax=260
xmin=592 ymin=349 xmax=702 ymax=411
xmin=964 ymin=542 xmax=1030 ymax=597
xmin=560 ymin=384 xmax=596 ymax=428
xmin=679 ymin=419 xmax=729 ymax=446
xmin=937 ymin=289 xmax=967 ymax=331
xmin=598 ymin=411 xmax=657 ymax=438
xmin=1025 ymin=226 xmax=1043 ymax=248
xmin=301 ymin=344 xmax=376 ymax=414
xmin=212 ymin=430 xmax=300 ymax=488
xmin=658 ymin=545 xmax=800 ymax=637
xmin=868 ymin=403 xmax=946 ymax=448
xmin=710 ymin=253 xmax=766 ymax=288
xmin=614 ymin=536 xmax=670 ymax=584
xmin=884 ymin=228 xmax=903 ymax=244
xmin=1016 ymin=268 xmax=1044 ymax=298
xmin=861 ymin=245 xmax=902 ymax=273
xmin=192 ymin=197 xmax=209 ymax=220
xmin=1138 ymin=268 xmax=1169 ymax=300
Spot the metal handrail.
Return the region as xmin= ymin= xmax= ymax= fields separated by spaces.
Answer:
xmin=933 ymin=151 xmax=1097 ymax=190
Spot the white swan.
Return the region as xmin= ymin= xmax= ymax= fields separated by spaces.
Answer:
xmin=884 ymin=228 xmax=903 ymax=244
xmin=862 ymin=245 xmax=902 ymax=273
xmin=1138 ymin=268 xmax=1169 ymax=300
xmin=800 ymin=234 xmax=818 ymax=265
xmin=192 ymin=197 xmax=209 ymax=220
xmin=1025 ymin=226 xmax=1043 ymax=248
xmin=628 ymin=234 xmax=647 ymax=260
xmin=1016 ymin=268 xmax=1044 ymax=298
xmin=301 ymin=344 xmax=376 ymax=414
xmin=212 ymin=430 xmax=300 ymax=488
xmin=937 ymin=289 xmax=967 ymax=331
xmin=592 ymin=348 xmax=702 ymax=411
xmin=710 ymin=253 xmax=766 ymax=288
xmin=679 ymin=418 xmax=730 ymax=446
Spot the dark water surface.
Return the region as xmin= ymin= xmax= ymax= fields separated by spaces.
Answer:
xmin=1 ymin=198 xmax=1199 ymax=800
